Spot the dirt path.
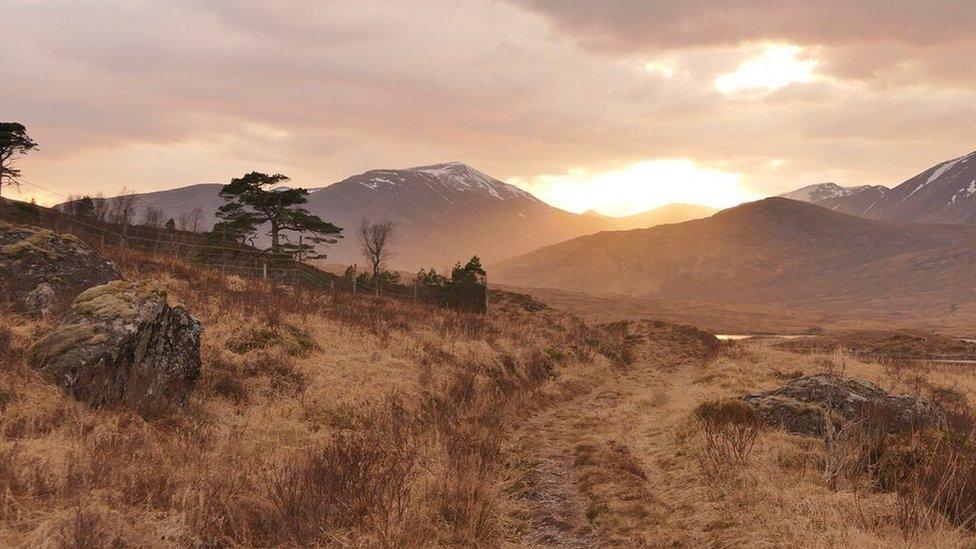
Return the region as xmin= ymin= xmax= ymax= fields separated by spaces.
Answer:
xmin=503 ymin=356 xmax=699 ymax=547
xmin=509 ymin=425 xmax=596 ymax=547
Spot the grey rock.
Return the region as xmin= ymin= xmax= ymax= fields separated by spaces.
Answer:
xmin=744 ymin=374 xmax=946 ymax=438
xmin=23 ymin=283 xmax=57 ymax=317
xmin=0 ymin=223 xmax=122 ymax=316
xmin=28 ymin=280 xmax=202 ymax=409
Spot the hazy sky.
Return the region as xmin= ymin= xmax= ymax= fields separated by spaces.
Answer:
xmin=5 ymin=0 xmax=976 ymax=215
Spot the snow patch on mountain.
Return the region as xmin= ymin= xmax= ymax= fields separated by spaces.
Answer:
xmin=781 ymin=183 xmax=879 ymax=203
xmin=348 ymin=162 xmax=538 ymax=202
xmin=905 ymin=153 xmax=973 ymax=201
xmin=948 ymin=180 xmax=976 ymax=205
xmin=407 ymin=162 xmax=535 ymax=201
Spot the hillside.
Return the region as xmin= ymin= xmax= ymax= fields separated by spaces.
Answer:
xmin=492 ymin=197 xmax=976 ymax=308
xmin=67 ymin=162 xmax=615 ymax=269
xmin=784 ymin=151 xmax=976 ymax=223
xmin=606 ymin=203 xmax=718 ymax=230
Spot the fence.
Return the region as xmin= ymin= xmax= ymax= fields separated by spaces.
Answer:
xmin=1 ymin=198 xmax=488 ymax=314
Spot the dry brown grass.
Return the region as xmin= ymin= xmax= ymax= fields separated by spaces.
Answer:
xmin=9 ymin=243 xmax=976 ymax=546
xmin=0 ymin=247 xmax=603 ymax=547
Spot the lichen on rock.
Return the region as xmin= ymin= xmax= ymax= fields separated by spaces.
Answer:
xmin=743 ymin=373 xmax=946 ymax=438
xmin=0 ymin=224 xmax=122 ymax=317
xmin=28 ymin=279 xmax=203 ymax=409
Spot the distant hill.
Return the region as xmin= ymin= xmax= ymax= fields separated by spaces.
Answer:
xmin=783 ymin=151 xmax=976 ymax=223
xmin=606 ymin=203 xmax=717 ymax=230
xmin=492 ymin=197 xmax=976 ymax=309
xmin=63 ymin=162 xmax=617 ymax=269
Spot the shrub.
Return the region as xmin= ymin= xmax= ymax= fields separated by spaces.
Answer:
xmin=694 ymin=399 xmax=764 ymax=473
xmin=268 ymin=431 xmax=419 ymax=546
xmin=226 ymin=322 xmax=319 ymax=357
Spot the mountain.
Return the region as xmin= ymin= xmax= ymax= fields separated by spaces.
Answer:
xmin=300 ymin=162 xmax=619 ymax=268
xmin=69 ymin=162 xmax=616 ymax=269
xmin=608 ymin=203 xmax=718 ymax=230
xmin=859 ymin=151 xmax=976 ymax=223
xmin=783 ymin=151 xmax=976 ymax=223
xmin=492 ymin=197 xmax=976 ymax=308
xmin=780 ymin=183 xmax=889 ymax=217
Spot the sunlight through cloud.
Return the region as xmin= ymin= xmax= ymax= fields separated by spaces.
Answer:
xmin=511 ymin=159 xmax=759 ymax=217
xmin=715 ymin=44 xmax=817 ymax=95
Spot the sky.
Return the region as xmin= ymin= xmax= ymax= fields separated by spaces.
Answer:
xmin=4 ymin=0 xmax=976 ymax=216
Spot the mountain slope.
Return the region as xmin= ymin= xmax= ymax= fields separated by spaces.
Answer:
xmin=492 ymin=197 xmax=976 ymax=307
xmin=861 ymin=151 xmax=976 ymax=223
xmin=783 ymin=151 xmax=976 ymax=224
xmin=301 ymin=162 xmax=615 ymax=268
xmin=780 ymin=183 xmax=889 ymax=217
xmin=68 ymin=163 xmax=615 ymax=269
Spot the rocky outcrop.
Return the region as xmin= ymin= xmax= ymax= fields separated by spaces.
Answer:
xmin=28 ymin=280 xmax=202 ymax=409
xmin=0 ymin=223 xmax=122 ymax=316
xmin=744 ymin=374 xmax=946 ymax=438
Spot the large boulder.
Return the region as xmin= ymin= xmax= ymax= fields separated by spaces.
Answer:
xmin=744 ymin=374 xmax=946 ymax=438
xmin=28 ymin=280 xmax=203 ymax=409
xmin=0 ymin=223 xmax=122 ymax=316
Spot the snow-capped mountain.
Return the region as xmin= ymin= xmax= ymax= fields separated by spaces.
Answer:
xmin=300 ymin=162 xmax=613 ymax=268
xmin=780 ymin=183 xmax=889 ymax=217
xmin=859 ymin=151 xmax=976 ymax=224
xmin=67 ymin=162 xmax=615 ymax=269
xmin=782 ymin=151 xmax=976 ymax=224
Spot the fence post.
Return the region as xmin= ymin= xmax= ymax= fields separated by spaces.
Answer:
xmin=262 ymin=261 xmax=267 ymax=280
xmin=413 ymin=279 xmax=418 ymax=302
xmin=483 ymin=273 xmax=488 ymax=314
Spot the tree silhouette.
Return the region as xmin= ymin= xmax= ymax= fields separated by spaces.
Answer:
xmin=0 ymin=123 xmax=38 ymax=200
xmin=215 ymin=171 xmax=342 ymax=257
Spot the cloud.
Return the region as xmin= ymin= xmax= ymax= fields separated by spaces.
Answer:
xmin=511 ymin=159 xmax=758 ymax=216
xmin=2 ymin=0 xmax=976 ymax=211
xmin=506 ymin=0 xmax=976 ymax=50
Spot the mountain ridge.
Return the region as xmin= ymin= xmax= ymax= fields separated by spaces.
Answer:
xmin=492 ymin=197 xmax=976 ymax=310
xmin=784 ymin=151 xmax=976 ymax=223
xmin=61 ymin=161 xmax=722 ymax=269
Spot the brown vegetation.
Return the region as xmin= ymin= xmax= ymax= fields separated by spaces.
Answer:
xmin=7 ymin=229 xmax=976 ymax=546
xmin=0 ymin=243 xmax=606 ymax=546
xmin=778 ymin=330 xmax=976 ymax=360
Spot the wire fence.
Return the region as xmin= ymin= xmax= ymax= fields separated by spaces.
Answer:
xmin=1 ymin=198 xmax=488 ymax=314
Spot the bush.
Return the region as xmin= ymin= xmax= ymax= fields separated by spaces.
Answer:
xmin=268 ymin=429 xmax=419 ymax=546
xmin=694 ymin=399 xmax=764 ymax=473
xmin=226 ymin=322 xmax=319 ymax=357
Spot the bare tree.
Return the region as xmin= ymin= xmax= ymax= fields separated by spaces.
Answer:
xmin=359 ymin=218 xmax=396 ymax=283
xmin=189 ymin=206 xmax=203 ymax=232
xmin=177 ymin=206 xmax=205 ymax=233
xmin=107 ymin=187 xmax=139 ymax=226
xmin=142 ymin=206 xmax=164 ymax=228
xmin=91 ymin=192 xmax=109 ymax=222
